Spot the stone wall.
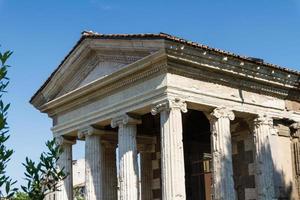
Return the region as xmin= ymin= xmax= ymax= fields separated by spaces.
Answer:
xmin=151 ymin=136 xmax=162 ymax=200
xmin=232 ymin=130 xmax=256 ymax=200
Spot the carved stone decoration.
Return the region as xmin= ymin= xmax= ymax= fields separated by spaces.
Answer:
xmin=55 ymin=136 xmax=76 ymax=200
xmin=291 ymin=122 xmax=300 ymax=137
xmin=151 ymin=98 xmax=187 ymax=200
xmin=151 ymin=97 xmax=187 ymax=115
xmin=111 ymin=114 xmax=141 ymax=200
xmin=252 ymin=114 xmax=275 ymax=199
xmin=78 ymin=127 xmax=104 ymax=200
xmin=209 ymin=107 xmax=236 ymax=200
xmin=111 ymin=114 xmax=141 ymax=128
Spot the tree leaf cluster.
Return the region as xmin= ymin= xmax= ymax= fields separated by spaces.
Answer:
xmin=21 ymin=139 xmax=67 ymax=200
xmin=0 ymin=49 xmax=17 ymax=199
xmin=11 ymin=192 xmax=29 ymax=200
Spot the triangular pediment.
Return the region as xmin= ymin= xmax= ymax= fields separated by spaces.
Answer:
xmin=55 ymin=53 xmax=144 ymax=98
xmin=30 ymin=36 xmax=165 ymax=108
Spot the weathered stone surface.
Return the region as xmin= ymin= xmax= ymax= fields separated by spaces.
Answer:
xmin=209 ymin=107 xmax=236 ymax=200
xmin=111 ymin=114 xmax=140 ymax=200
xmin=84 ymin=134 xmax=103 ymax=200
xmin=55 ymin=136 xmax=75 ymax=200
xmin=152 ymin=98 xmax=187 ymax=200
xmin=252 ymin=115 xmax=275 ymax=199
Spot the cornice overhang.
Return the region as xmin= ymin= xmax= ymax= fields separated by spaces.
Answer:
xmin=165 ymin=42 xmax=300 ymax=101
xmin=39 ymin=49 xmax=168 ymax=115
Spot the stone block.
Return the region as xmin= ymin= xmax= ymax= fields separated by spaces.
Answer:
xmin=248 ymin=163 xmax=255 ymax=176
xmin=152 ymin=178 xmax=161 ymax=190
xmin=245 ymin=188 xmax=257 ymax=200
xmin=152 ymin=160 xmax=159 ymax=169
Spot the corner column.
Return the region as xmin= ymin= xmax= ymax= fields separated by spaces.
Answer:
xmin=209 ymin=107 xmax=236 ymax=200
xmin=111 ymin=114 xmax=141 ymax=200
xmin=252 ymin=115 xmax=275 ymax=199
xmin=55 ymin=136 xmax=76 ymax=200
xmin=151 ymin=98 xmax=187 ymax=200
xmin=78 ymin=126 xmax=103 ymax=200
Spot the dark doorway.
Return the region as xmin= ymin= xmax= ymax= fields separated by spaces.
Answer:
xmin=183 ymin=110 xmax=212 ymax=200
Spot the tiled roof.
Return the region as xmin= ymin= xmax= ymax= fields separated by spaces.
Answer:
xmin=82 ymin=31 xmax=300 ymax=75
xmin=30 ymin=31 xmax=300 ymax=103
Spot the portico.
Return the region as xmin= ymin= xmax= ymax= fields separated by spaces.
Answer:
xmin=31 ymin=32 xmax=300 ymax=200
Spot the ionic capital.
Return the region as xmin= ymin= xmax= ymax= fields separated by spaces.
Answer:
xmin=291 ymin=122 xmax=300 ymax=130
xmin=253 ymin=114 xmax=273 ymax=127
xmin=78 ymin=126 xmax=105 ymax=139
xmin=55 ymin=136 xmax=76 ymax=146
xmin=111 ymin=114 xmax=141 ymax=128
xmin=151 ymin=98 xmax=187 ymax=115
xmin=210 ymin=106 xmax=235 ymax=121
xmin=290 ymin=122 xmax=300 ymax=137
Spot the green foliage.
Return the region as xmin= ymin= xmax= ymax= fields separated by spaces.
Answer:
xmin=21 ymin=139 xmax=67 ymax=200
xmin=0 ymin=49 xmax=17 ymax=199
xmin=12 ymin=192 xmax=29 ymax=200
xmin=73 ymin=187 xmax=84 ymax=200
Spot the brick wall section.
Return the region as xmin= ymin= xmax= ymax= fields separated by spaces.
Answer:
xmin=232 ymin=131 xmax=256 ymax=200
xmin=152 ymin=136 xmax=162 ymax=200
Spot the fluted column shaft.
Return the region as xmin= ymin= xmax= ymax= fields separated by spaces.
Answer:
xmin=111 ymin=115 xmax=141 ymax=200
xmin=55 ymin=136 xmax=75 ymax=200
xmin=140 ymin=152 xmax=153 ymax=200
xmin=103 ymin=143 xmax=118 ymax=200
xmin=151 ymin=98 xmax=187 ymax=200
xmin=252 ymin=115 xmax=275 ymax=200
xmin=209 ymin=107 xmax=236 ymax=200
xmin=85 ymin=133 xmax=103 ymax=200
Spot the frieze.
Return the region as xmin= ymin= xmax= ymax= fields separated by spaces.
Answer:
xmin=45 ymin=60 xmax=167 ymax=115
xmin=166 ymin=45 xmax=298 ymax=87
xmin=166 ymin=46 xmax=299 ymax=100
xmin=167 ymin=60 xmax=298 ymax=101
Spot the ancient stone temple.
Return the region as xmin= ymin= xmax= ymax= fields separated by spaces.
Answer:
xmin=30 ymin=31 xmax=300 ymax=200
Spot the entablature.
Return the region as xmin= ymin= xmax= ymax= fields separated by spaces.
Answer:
xmin=165 ymin=41 xmax=299 ymax=102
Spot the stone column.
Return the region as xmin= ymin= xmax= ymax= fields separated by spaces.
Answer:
xmin=78 ymin=126 xmax=103 ymax=200
xmin=55 ymin=136 xmax=76 ymax=200
xmin=209 ymin=107 xmax=236 ymax=200
xmin=151 ymin=98 xmax=187 ymax=200
xmin=252 ymin=115 xmax=275 ymax=199
xmin=140 ymin=151 xmax=153 ymax=200
xmin=111 ymin=114 xmax=141 ymax=200
xmin=102 ymin=142 xmax=118 ymax=200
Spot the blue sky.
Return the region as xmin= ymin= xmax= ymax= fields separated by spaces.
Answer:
xmin=0 ymin=0 xmax=300 ymax=187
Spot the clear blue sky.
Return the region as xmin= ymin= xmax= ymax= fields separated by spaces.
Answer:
xmin=0 ymin=0 xmax=300 ymax=188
